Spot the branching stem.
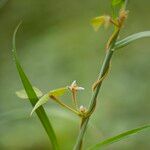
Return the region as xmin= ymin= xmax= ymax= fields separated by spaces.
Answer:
xmin=73 ymin=4 xmax=129 ymax=148
xmin=50 ymin=95 xmax=80 ymax=115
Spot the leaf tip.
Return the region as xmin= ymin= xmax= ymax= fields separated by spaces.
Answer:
xmin=30 ymin=109 xmax=34 ymax=117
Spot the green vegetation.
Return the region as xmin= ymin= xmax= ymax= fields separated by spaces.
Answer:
xmin=0 ymin=0 xmax=150 ymax=150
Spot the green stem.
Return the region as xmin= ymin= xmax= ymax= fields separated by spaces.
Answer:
xmin=51 ymin=96 xmax=80 ymax=115
xmin=57 ymin=99 xmax=80 ymax=115
xmin=73 ymin=50 xmax=113 ymax=150
xmin=72 ymin=91 xmax=79 ymax=110
xmin=73 ymin=29 xmax=120 ymax=150
xmin=73 ymin=1 xmax=128 ymax=149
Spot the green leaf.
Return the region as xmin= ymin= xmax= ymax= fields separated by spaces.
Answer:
xmin=115 ymin=31 xmax=150 ymax=49
xmin=91 ymin=16 xmax=110 ymax=31
xmin=91 ymin=16 xmax=105 ymax=31
xmin=111 ymin=0 xmax=125 ymax=6
xmin=89 ymin=124 xmax=150 ymax=150
xmin=12 ymin=22 xmax=59 ymax=150
xmin=31 ymin=87 xmax=68 ymax=115
xmin=30 ymin=94 xmax=50 ymax=116
xmin=16 ymin=87 xmax=43 ymax=99
xmin=49 ymin=87 xmax=68 ymax=96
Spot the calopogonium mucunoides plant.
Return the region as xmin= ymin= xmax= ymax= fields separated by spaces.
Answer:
xmin=13 ymin=0 xmax=150 ymax=150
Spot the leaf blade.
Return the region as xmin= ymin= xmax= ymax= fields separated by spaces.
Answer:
xmin=49 ymin=87 xmax=68 ymax=97
xmin=89 ymin=124 xmax=150 ymax=150
xmin=16 ymin=87 xmax=43 ymax=99
xmin=31 ymin=87 xmax=68 ymax=115
xmin=30 ymin=93 xmax=50 ymax=116
xmin=91 ymin=16 xmax=111 ymax=31
xmin=115 ymin=31 xmax=150 ymax=49
xmin=111 ymin=0 xmax=123 ymax=6
xmin=91 ymin=16 xmax=105 ymax=31
xmin=12 ymin=23 xmax=59 ymax=150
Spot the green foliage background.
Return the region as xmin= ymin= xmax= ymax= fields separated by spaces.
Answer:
xmin=0 ymin=0 xmax=149 ymax=149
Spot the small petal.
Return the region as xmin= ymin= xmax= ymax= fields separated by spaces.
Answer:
xmin=79 ymin=105 xmax=86 ymax=113
xmin=68 ymin=80 xmax=84 ymax=92
xmin=77 ymin=87 xmax=85 ymax=90
xmin=80 ymin=105 xmax=84 ymax=109
xmin=71 ymin=80 xmax=76 ymax=87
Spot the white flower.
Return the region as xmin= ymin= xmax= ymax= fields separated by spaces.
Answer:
xmin=68 ymin=80 xmax=84 ymax=91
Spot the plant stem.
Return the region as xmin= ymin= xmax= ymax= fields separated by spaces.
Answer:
xmin=56 ymin=99 xmax=80 ymax=115
xmin=73 ymin=50 xmax=114 ymax=150
xmin=50 ymin=96 xmax=80 ymax=115
xmin=73 ymin=29 xmax=120 ymax=150
xmin=73 ymin=1 xmax=128 ymax=149
xmin=72 ymin=91 xmax=78 ymax=110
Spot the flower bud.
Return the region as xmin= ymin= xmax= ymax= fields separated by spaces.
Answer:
xmin=79 ymin=105 xmax=86 ymax=113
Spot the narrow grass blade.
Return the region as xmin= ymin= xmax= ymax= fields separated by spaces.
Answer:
xmin=12 ymin=22 xmax=59 ymax=150
xmin=89 ymin=124 xmax=150 ymax=150
xmin=115 ymin=31 xmax=150 ymax=49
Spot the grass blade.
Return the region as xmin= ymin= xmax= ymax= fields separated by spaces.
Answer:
xmin=30 ymin=94 xmax=50 ymax=116
xmin=89 ymin=124 xmax=150 ymax=150
xmin=12 ymin=22 xmax=59 ymax=150
xmin=115 ymin=31 xmax=150 ymax=49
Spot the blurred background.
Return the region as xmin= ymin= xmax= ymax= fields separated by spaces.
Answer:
xmin=0 ymin=0 xmax=150 ymax=149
